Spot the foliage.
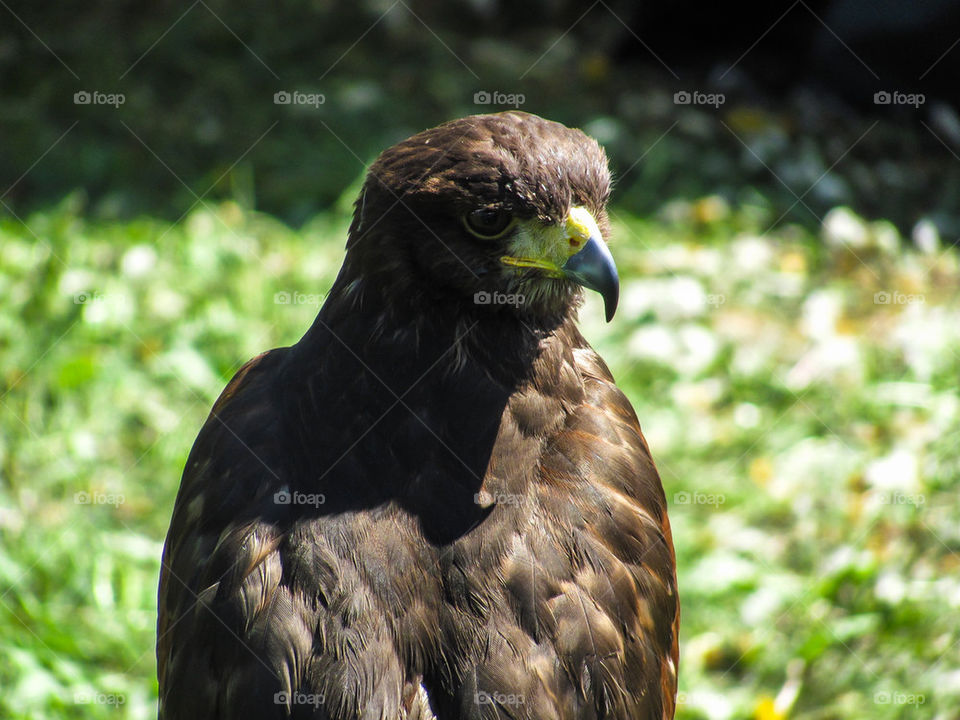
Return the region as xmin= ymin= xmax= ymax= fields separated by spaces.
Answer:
xmin=1 ymin=193 xmax=958 ymax=719
xmin=3 ymin=2 xmax=959 ymax=232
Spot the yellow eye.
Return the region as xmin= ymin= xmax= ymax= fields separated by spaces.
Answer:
xmin=463 ymin=208 xmax=514 ymax=239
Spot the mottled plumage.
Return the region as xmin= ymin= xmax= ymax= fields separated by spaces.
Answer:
xmin=158 ymin=112 xmax=679 ymax=719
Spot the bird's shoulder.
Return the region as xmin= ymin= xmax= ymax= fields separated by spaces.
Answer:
xmin=169 ymin=347 xmax=292 ymax=526
xmin=159 ymin=342 xmax=437 ymax=719
xmin=157 ymin=348 xmax=292 ymax=700
xmin=464 ymin=328 xmax=680 ymax=718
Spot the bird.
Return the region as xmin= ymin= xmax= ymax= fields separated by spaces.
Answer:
xmin=157 ymin=111 xmax=679 ymax=720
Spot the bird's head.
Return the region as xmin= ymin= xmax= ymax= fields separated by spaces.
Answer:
xmin=342 ymin=112 xmax=618 ymax=325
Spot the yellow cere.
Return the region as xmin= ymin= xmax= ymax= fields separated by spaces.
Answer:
xmin=563 ymin=206 xmax=601 ymax=255
xmin=500 ymin=206 xmax=601 ymax=273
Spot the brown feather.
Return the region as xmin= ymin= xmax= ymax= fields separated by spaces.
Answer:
xmin=158 ymin=112 xmax=678 ymax=719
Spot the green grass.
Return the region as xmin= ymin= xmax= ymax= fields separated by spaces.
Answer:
xmin=1 ymin=194 xmax=958 ymax=719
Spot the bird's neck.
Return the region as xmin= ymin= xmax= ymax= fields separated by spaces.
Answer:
xmin=298 ymin=266 xmax=573 ymax=390
xmin=282 ymin=271 xmax=585 ymax=542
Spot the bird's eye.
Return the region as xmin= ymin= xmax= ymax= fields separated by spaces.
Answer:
xmin=463 ymin=208 xmax=514 ymax=239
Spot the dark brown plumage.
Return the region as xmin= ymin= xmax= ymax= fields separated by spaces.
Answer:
xmin=157 ymin=111 xmax=679 ymax=719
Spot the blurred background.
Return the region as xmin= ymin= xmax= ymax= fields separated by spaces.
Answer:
xmin=2 ymin=1 xmax=959 ymax=718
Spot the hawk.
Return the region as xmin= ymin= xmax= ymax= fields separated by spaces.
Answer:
xmin=158 ymin=111 xmax=679 ymax=719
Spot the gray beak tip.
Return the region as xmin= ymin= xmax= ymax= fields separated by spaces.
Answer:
xmin=603 ymin=283 xmax=619 ymax=323
xmin=562 ymin=235 xmax=620 ymax=323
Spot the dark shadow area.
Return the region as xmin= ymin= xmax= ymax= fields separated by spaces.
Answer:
xmin=2 ymin=0 xmax=959 ymax=235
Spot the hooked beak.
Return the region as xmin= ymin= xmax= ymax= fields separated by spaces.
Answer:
xmin=560 ymin=206 xmax=620 ymax=322
xmin=499 ymin=206 xmax=620 ymax=322
xmin=561 ymin=220 xmax=620 ymax=322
